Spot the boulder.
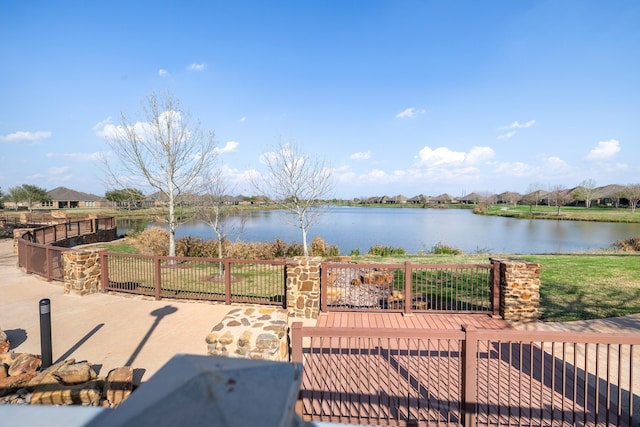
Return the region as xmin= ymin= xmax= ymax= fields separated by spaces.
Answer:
xmin=8 ymin=353 xmax=41 ymax=376
xmin=104 ymin=367 xmax=134 ymax=407
xmin=0 ymin=328 xmax=9 ymax=353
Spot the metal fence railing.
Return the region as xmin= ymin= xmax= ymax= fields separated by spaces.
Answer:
xmin=291 ymin=323 xmax=640 ymax=427
xmin=321 ymin=261 xmax=499 ymax=315
xmin=102 ymin=253 xmax=287 ymax=305
xmin=17 ymin=217 xmax=116 ymax=281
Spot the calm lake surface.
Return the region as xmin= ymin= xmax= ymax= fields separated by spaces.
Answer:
xmin=118 ymin=207 xmax=640 ymax=255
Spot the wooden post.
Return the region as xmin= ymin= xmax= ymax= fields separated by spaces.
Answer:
xmin=320 ymin=262 xmax=328 ymax=312
xmin=462 ymin=324 xmax=478 ymax=427
xmin=404 ymin=261 xmax=412 ymax=315
xmin=154 ymin=255 xmax=162 ymax=300
xmin=490 ymin=259 xmax=501 ymax=317
xmin=224 ymin=259 xmax=232 ymax=305
xmin=100 ymin=251 xmax=108 ymax=292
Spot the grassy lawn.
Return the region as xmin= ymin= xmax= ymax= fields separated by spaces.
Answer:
xmin=482 ymin=205 xmax=640 ymax=223
xmin=521 ymin=254 xmax=640 ymax=322
xmin=97 ymin=240 xmax=640 ymax=322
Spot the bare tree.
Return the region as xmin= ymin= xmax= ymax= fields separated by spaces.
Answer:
xmin=102 ymin=92 xmax=217 ymax=256
xmin=521 ymin=183 xmax=545 ymax=215
xmin=199 ymin=169 xmax=246 ymax=263
xmin=251 ymin=141 xmax=334 ymax=256
xmin=622 ymin=184 xmax=640 ymax=213
xmin=572 ymin=179 xmax=599 ymax=208
xmin=547 ymin=185 xmax=574 ymax=216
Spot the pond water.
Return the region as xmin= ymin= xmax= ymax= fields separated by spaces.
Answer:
xmin=117 ymin=207 xmax=640 ymax=254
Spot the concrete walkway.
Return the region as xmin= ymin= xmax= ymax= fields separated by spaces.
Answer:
xmin=0 ymin=239 xmax=236 ymax=384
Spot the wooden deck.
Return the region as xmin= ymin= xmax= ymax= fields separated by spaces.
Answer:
xmin=316 ymin=311 xmax=512 ymax=330
xmin=295 ymin=313 xmax=632 ymax=426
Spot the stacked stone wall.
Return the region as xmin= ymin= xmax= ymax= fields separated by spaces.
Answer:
xmin=205 ymin=307 xmax=289 ymax=361
xmin=62 ymin=249 xmax=103 ymax=295
xmin=285 ymin=257 xmax=321 ymax=319
xmin=492 ymin=258 xmax=541 ymax=323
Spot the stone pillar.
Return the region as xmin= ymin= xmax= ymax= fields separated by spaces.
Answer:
xmin=492 ymin=258 xmax=541 ymax=323
xmin=62 ymin=249 xmax=103 ymax=295
xmin=285 ymin=257 xmax=321 ymax=319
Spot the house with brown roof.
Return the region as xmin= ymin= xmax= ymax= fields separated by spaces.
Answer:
xmin=42 ymin=187 xmax=110 ymax=209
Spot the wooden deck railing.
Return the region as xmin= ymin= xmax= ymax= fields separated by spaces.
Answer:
xmin=17 ymin=217 xmax=117 ymax=281
xmin=291 ymin=322 xmax=640 ymax=426
xmin=321 ymin=261 xmax=500 ymax=315
xmin=101 ymin=252 xmax=287 ymax=305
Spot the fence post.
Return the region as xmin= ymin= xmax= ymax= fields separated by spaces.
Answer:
xmin=404 ymin=261 xmax=412 ymax=315
xmin=490 ymin=259 xmax=501 ymax=317
xmin=320 ymin=262 xmax=327 ymax=312
xmin=224 ymin=259 xmax=232 ymax=305
xmin=100 ymin=251 xmax=108 ymax=292
xmin=46 ymin=246 xmax=53 ymax=281
xmin=291 ymin=321 xmax=304 ymax=418
xmin=461 ymin=324 xmax=478 ymax=427
xmin=154 ymin=255 xmax=162 ymax=300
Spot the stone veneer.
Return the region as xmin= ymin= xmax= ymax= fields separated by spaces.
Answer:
xmin=205 ymin=307 xmax=289 ymax=361
xmin=492 ymin=257 xmax=541 ymax=323
xmin=285 ymin=257 xmax=322 ymax=319
xmin=62 ymin=249 xmax=103 ymax=295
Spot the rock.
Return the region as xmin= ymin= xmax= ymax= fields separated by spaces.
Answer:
xmin=8 ymin=353 xmax=41 ymax=376
xmin=0 ymin=328 xmax=9 ymax=353
xmin=0 ymin=363 xmax=8 ymax=379
xmin=0 ymin=371 xmax=37 ymax=396
xmin=104 ymin=367 xmax=133 ymax=407
xmin=31 ymin=381 xmax=102 ymax=406
xmin=28 ymin=359 xmax=76 ymax=387
xmin=362 ymin=270 xmax=394 ymax=286
xmin=0 ymin=352 xmax=15 ymax=365
xmin=53 ymin=361 xmax=97 ymax=385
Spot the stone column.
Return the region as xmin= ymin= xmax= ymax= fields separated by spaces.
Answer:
xmin=492 ymin=258 xmax=541 ymax=323
xmin=62 ymin=249 xmax=104 ymax=295
xmin=285 ymin=257 xmax=322 ymax=319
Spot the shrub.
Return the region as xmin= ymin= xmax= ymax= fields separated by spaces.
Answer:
xmin=429 ymin=242 xmax=463 ymax=255
xmin=614 ymin=237 xmax=640 ymax=252
xmin=135 ymin=227 xmax=169 ymax=255
xmin=310 ymin=236 xmax=341 ymax=257
xmin=367 ymin=245 xmax=407 ymax=256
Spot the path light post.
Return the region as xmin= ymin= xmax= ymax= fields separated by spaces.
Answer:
xmin=39 ymin=298 xmax=52 ymax=369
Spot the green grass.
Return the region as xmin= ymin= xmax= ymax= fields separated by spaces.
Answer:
xmin=481 ymin=205 xmax=640 ymax=223
xmin=521 ymin=254 xmax=640 ymax=322
xmin=98 ymin=236 xmax=640 ymax=322
xmin=353 ymin=252 xmax=640 ymax=322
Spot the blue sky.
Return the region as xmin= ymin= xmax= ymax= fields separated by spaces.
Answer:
xmin=1 ymin=1 xmax=639 ymax=199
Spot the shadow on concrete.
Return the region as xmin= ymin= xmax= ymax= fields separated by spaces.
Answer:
xmin=5 ymin=328 xmax=27 ymax=349
xmin=125 ymin=305 xmax=178 ymax=368
xmin=55 ymin=323 xmax=105 ymax=364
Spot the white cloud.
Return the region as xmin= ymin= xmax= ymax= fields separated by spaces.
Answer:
xmin=350 ymin=150 xmax=372 ymax=160
xmin=586 ymin=139 xmax=620 ymax=160
xmin=188 ymin=63 xmax=207 ymax=72
xmin=0 ymin=130 xmax=51 ymax=143
xmin=94 ymin=111 xmax=184 ymax=140
xmin=158 ymin=69 xmax=169 ymax=77
xmin=395 ymin=107 xmax=426 ymax=119
xmin=499 ymin=120 xmax=536 ymax=130
xmin=497 ymin=131 xmax=516 ymax=140
xmin=415 ymin=146 xmax=495 ymax=167
xmin=497 ymin=119 xmax=536 ymax=140
xmin=215 ymin=141 xmax=239 ymax=154
xmin=239 ymin=116 xmax=246 ymax=123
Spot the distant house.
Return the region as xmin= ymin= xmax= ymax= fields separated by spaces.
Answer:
xmin=430 ymin=193 xmax=457 ymax=204
xmin=44 ymin=187 xmax=110 ymax=209
xmin=407 ymin=194 xmax=429 ymax=204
